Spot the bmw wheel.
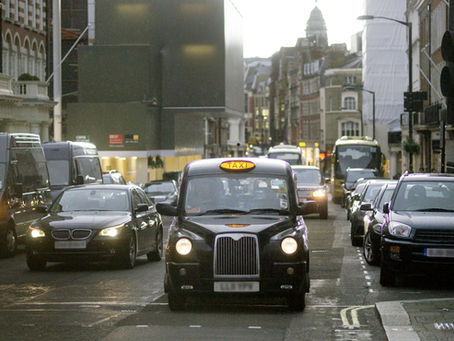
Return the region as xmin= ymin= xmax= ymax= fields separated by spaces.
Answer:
xmin=363 ymin=231 xmax=379 ymax=265
xmin=120 ymin=235 xmax=136 ymax=269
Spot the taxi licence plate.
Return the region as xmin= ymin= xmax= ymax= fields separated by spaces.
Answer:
xmin=424 ymin=248 xmax=454 ymax=258
xmin=54 ymin=241 xmax=87 ymax=249
xmin=214 ymin=281 xmax=260 ymax=292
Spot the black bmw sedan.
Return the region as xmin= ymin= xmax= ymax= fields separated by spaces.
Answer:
xmin=157 ymin=158 xmax=310 ymax=311
xmin=25 ymin=184 xmax=163 ymax=270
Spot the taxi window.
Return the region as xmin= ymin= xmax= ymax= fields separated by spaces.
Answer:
xmin=184 ymin=175 xmax=290 ymax=215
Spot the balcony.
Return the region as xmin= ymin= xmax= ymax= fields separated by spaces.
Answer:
xmin=13 ymin=81 xmax=50 ymax=100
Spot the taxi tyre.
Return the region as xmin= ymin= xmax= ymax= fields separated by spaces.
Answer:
xmin=0 ymin=225 xmax=17 ymax=258
xmin=147 ymin=226 xmax=163 ymax=262
xmin=363 ymin=231 xmax=379 ymax=265
xmin=379 ymin=258 xmax=396 ymax=287
xmin=26 ymin=253 xmax=47 ymax=271
xmin=168 ymin=289 xmax=186 ymax=311
xmin=118 ymin=234 xmax=136 ymax=269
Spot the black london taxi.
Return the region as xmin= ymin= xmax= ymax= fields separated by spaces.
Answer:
xmin=380 ymin=173 xmax=454 ymax=286
xmin=25 ymin=184 xmax=163 ymax=270
xmin=156 ymin=158 xmax=310 ymax=311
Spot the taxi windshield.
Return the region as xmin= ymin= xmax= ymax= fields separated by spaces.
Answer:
xmin=184 ymin=175 xmax=290 ymax=216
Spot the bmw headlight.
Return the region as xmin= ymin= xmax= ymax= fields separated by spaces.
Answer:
xmin=100 ymin=224 xmax=125 ymax=237
xmin=28 ymin=226 xmax=45 ymax=238
xmin=388 ymin=221 xmax=412 ymax=238
xmin=313 ymin=189 xmax=326 ymax=198
xmin=175 ymin=238 xmax=192 ymax=255
xmin=281 ymin=237 xmax=298 ymax=255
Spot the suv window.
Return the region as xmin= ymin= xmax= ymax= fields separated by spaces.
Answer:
xmin=392 ymin=181 xmax=454 ymax=211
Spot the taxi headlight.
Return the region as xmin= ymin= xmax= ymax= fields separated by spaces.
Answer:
xmin=388 ymin=221 xmax=412 ymax=238
xmin=28 ymin=226 xmax=45 ymax=238
xmin=100 ymin=224 xmax=124 ymax=237
xmin=175 ymin=238 xmax=192 ymax=255
xmin=313 ymin=189 xmax=326 ymax=198
xmin=281 ymin=237 xmax=298 ymax=255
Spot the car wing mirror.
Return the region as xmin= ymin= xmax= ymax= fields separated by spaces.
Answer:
xmin=75 ymin=175 xmax=84 ymax=185
xmin=360 ymin=203 xmax=372 ymax=211
xmin=135 ymin=203 xmax=148 ymax=213
xmin=156 ymin=203 xmax=178 ymax=216
xmin=383 ymin=202 xmax=390 ymax=214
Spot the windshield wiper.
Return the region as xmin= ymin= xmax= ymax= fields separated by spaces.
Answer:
xmin=247 ymin=208 xmax=289 ymax=215
xmin=199 ymin=209 xmax=248 ymax=215
xmin=415 ymin=208 xmax=454 ymax=212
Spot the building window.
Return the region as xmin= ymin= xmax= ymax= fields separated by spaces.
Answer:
xmin=341 ymin=121 xmax=360 ymax=137
xmin=343 ymin=97 xmax=356 ymax=110
xmin=344 ymin=75 xmax=356 ymax=85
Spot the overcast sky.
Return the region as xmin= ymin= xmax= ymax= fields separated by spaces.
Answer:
xmin=233 ymin=0 xmax=365 ymax=58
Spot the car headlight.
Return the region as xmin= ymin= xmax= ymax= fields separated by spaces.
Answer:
xmin=281 ymin=237 xmax=298 ymax=255
xmin=99 ymin=224 xmax=125 ymax=237
xmin=313 ymin=189 xmax=326 ymax=198
xmin=388 ymin=221 xmax=412 ymax=238
xmin=28 ymin=226 xmax=45 ymax=238
xmin=175 ymin=238 xmax=192 ymax=255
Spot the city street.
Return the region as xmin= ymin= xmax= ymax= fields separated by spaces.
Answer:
xmin=1 ymin=203 xmax=454 ymax=340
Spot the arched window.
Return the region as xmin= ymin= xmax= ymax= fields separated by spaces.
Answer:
xmin=343 ymin=97 xmax=356 ymax=110
xmin=24 ymin=40 xmax=31 ymax=74
xmin=341 ymin=121 xmax=360 ymax=137
xmin=4 ymin=34 xmax=12 ymax=75
xmin=13 ymin=36 xmax=20 ymax=79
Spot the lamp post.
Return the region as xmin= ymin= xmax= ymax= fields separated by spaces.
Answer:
xmin=358 ymin=15 xmax=413 ymax=171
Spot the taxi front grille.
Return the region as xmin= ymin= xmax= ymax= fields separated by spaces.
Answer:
xmin=414 ymin=229 xmax=454 ymax=244
xmin=214 ymin=234 xmax=259 ymax=278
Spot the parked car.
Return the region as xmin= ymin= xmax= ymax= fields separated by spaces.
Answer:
xmin=342 ymin=168 xmax=377 ymax=207
xmin=156 ymin=158 xmax=310 ymax=311
xmin=143 ymin=180 xmax=178 ymax=206
xmin=345 ymin=177 xmax=373 ymax=218
xmin=102 ymin=170 xmax=126 ymax=184
xmin=292 ymin=165 xmax=328 ymax=219
xmin=25 ymin=184 xmax=163 ymax=270
xmin=346 ymin=181 xmax=368 ymax=221
xmin=361 ymin=182 xmax=397 ymax=265
xmin=350 ymin=179 xmax=393 ymax=246
xmin=0 ymin=133 xmax=52 ymax=257
xmin=380 ymin=173 xmax=454 ymax=286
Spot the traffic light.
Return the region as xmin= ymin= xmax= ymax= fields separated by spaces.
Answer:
xmin=441 ymin=30 xmax=454 ymax=124
xmin=403 ymin=92 xmax=413 ymax=112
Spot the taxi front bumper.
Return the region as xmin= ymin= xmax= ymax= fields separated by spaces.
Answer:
xmin=166 ymin=260 xmax=308 ymax=295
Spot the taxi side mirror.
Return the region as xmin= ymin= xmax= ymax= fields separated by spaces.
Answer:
xmin=75 ymin=175 xmax=84 ymax=185
xmin=156 ymin=203 xmax=178 ymax=216
xmin=383 ymin=202 xmax=390 ymax=214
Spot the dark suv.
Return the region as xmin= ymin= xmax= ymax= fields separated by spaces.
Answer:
xmin=380 ymin=173 xmax=454 ymax=286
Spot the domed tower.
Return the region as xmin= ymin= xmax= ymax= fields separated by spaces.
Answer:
xmin=306 ymin=4 xmax=328 ymax=48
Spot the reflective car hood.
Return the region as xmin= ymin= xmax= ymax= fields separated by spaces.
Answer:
xmin=390 ymin=211 xmax=454 ymax=229
xmin=181 ymin=215 xmax=293 ymax=236
xmin=38 ymin=212 xmax=131 ymax=230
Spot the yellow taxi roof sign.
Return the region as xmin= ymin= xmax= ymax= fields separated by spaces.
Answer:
xmin=220 ymin=160 xmax=255 ymax=171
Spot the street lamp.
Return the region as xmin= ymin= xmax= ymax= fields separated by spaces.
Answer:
xmin=357 ymin=15 xmax=413 ymax=171
xmin=343 ymin=85 xmax=376 ymax=139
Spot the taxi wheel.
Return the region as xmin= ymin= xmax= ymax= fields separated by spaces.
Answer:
xmin=26 ymin=254 xmax=46 ymax=271
xmin=147 ymin=227 xmax=163 ymax=262
xmin=363 ymin=232 xmax=379 ymax=265
xmin=0 ymin=226 xmax=17 ymax=258
xmin=287 ymin=292 xmax=306 ymax=311
xmin=120 ymin=235 xmax=136 ymax=269
xmin=379 ymin=262 xmax=396 ymax=287
xmin=168 ymin=290 xmax=186 ymax=311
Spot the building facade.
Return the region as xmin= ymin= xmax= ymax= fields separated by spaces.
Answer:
xmin=66 ymin=0 xmax=244 ymax=183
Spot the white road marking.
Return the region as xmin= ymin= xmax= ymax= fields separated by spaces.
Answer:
xmin=369 ymin=289 xmax=374 ymax=293
xmin=363 ymin=271 xmax=368 ymax=275
xmin=136 ymin=325 xmax=149 ymax=328
xmin=366 ymin=282 xmax=371 ymax=287
xmin=83 ymin=312 xmax=124 ymax=328
xmin=248 ymin=326 xmax=262 ymax=329
xmin=189 ymin=325 xmax=202 ymax=328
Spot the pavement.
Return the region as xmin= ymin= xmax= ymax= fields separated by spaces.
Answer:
xmin=376 ymin=298 xmax=454 ymax=341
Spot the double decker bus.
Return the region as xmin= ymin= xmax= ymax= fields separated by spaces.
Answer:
xmin=331 ymin=136 xmax=383 ymax=203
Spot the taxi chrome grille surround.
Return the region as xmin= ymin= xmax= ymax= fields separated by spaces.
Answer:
xmin=414 ymin=229 xmax=454 ymax=244
xmin=214 ymin=234 xmax=259 ymax=278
